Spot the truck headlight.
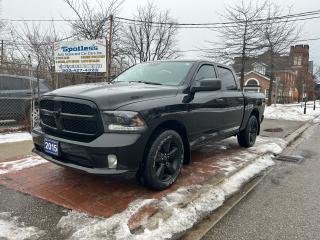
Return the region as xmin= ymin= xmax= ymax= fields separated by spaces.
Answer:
xmin=102 ymin=111 xmax=147 ymax=133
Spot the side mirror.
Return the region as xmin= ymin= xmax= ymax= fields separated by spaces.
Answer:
xmin=191 ymin=78 xmax=221 ymax=93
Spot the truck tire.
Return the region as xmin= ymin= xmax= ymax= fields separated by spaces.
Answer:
xmin=237 ymin=115 xmax=259 ymax=148
xmin=143 ymin=129 xmax=184 ymax=190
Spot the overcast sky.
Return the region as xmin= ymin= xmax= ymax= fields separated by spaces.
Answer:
xmin=1 ymin=0 xmax=320 ymax=67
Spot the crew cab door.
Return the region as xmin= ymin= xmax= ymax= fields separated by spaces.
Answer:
xmin=187 ymin=64 xmax=226 ymax=146
xmin=216 ymin=65 xmax=244 ymax=135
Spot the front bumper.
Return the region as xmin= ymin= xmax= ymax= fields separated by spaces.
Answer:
xmin=32 ymin=127 xmax=146 ymax=175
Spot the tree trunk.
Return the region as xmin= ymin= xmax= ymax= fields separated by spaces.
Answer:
xmin=267 ymin=51 xmax=275 ymax=106
xmin=240 ymin=55 xmax=246 ymax=90
xmin=240 ymin=24 xmax=248 ymax=90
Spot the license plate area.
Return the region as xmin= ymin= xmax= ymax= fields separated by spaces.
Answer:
xmin=44 ymin=138 xmax=59 ymax=156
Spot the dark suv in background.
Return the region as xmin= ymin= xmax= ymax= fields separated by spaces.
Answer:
xmin=0 ymin=74 xmax=50 ymax=122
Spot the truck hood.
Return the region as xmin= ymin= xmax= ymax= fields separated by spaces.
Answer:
xmin=45 ymin=82 xmax=179 ymax=110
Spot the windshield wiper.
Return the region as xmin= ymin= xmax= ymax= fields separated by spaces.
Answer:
xmin=130 ymin=81 xmax=163 ymax=86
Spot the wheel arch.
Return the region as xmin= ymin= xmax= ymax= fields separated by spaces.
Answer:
xmin=145 ymin=120 xmax=191 ymax=165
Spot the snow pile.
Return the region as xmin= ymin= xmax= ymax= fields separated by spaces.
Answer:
xmin=0 ymin=156 xmax=47 ymax=175
xmin=0 ymin=212 xmax=45 ymax=240
xmin=0 ymin=132 xmax=32 ymax=144
xmin=56 ymin=135 xmax=287 ymax=239
xmin=265 ymin=103 xmax=320 ymax=122
xmin=215 ymin=136 xmax=286 ymax=175
xmin=57 ymin=155 xmax=276 ymax=240
xmin=249 ymin=137 xmax=287 ymax=155
xmin=57 ymin=199 xmax=156 ymax=240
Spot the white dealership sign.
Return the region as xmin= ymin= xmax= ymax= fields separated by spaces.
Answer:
xmin=54 ymin=39 xmax=107 ymax=73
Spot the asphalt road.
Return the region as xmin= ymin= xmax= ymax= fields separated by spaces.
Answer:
xmin=0 ymin=186 xmax=67 ymax=239
xmin=203 ymin=124 xmax=320 ymax=240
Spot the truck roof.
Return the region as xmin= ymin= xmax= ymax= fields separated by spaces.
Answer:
xmin=147 ymin=59 xmax=231 ymax=69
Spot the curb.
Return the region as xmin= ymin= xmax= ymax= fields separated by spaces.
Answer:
xmin=180 ymin=119 xmax=315 ymax=240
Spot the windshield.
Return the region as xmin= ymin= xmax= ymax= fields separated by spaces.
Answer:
xmin=113 ymin=61 xmax=194 ymax=86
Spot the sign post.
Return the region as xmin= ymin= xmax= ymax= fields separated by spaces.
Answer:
xmin=107 ymin=15 xmax=114 ymax=82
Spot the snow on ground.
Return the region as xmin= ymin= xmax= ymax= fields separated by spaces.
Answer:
xmin=265 ymin=103 xmax=320 ymax=122
xmin=57 ymin=155 xmax=275 ymax=240
xmin=0 ymin=132 xmax=32 ymax=144
xmin=215 ymin=136 xmax=286 ymax=175
xmin=57 ymin=136 xmax=284 ymax=240
xmin=313 ymin=115 xmax=320 ymax=124
xmin=0 ymin=212 xmax=45 ymax=240
xmin=249 ymin=137 xmax=286 ymax=155
xmin=0 ymin=156 xmax=47 ymax=175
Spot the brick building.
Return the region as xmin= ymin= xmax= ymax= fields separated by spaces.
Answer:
xmin=233 ymin=45 xmax=315 ymax=103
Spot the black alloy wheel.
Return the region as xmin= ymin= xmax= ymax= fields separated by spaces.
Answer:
xmin=143 ymin=130 xmax=184 ymax=190
xmin=154 ymin=136 xmax=182 ymax=182
xmin=248 ymin=117 xmax=258 ymax=145
xmin=237 ymin=115 xmax=259 ymax=148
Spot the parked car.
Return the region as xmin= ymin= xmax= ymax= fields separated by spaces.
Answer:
xmin=32 ymin=60 xmax=265 ymax=190
xmin=0 ymin=74 xmax=50 ymax=121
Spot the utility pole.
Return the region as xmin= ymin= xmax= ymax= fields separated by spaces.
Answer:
xmin=1 ymin=40 xmax=4 ymax=66
xmin=106 ymin=14 xmax=114 ymax=82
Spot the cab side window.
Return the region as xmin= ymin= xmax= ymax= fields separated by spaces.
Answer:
xmin=195 ymin=65 xmax=217 ymax=81
xmin=0 ymin=77 xmax=29 ymax=90
xmin=217 ymin=67 xmax=238 ymax=90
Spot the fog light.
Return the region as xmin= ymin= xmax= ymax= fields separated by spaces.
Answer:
xmin=108 ymin=154 xmax=118 ymax=169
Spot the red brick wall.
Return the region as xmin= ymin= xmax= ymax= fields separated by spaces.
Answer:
xmin=244 ymin=72 xmax=271 ymax=95
xmin=244 ymin=71 xmax=299 ymax=103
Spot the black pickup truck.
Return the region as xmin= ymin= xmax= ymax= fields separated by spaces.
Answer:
xmin=32 ymin=60 xmax=265 ymax=190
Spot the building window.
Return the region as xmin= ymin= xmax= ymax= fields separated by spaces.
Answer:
xmin=294 ymin=56 xmax=302 ymax=66
xmin=265 ymin=89 xmax=269 ymax=98
xmin=253 ymin=64 xmax=266 ymax=75
xmin=244 ymin=79 xmax=260 ymax=93
xmin=246 ymin=79 xmax=259 ymax=86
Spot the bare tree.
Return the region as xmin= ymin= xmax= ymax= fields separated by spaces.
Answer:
xmin=206 ymin=0 xmax=267 ymax=88
xmin=121 ymin=2 xmax=179 ymax=65
xmin=8 ymin=23 xmax=61 ymax=87
xmin=0 ymin=0 xmax=5 ymax=66
xmin=259 ymin=3 xmax=300 ymax=106
xmin=63 ymin=0 xmax=124 ymax=65
xmin=0 ymin=0 xmax=4 ymax=32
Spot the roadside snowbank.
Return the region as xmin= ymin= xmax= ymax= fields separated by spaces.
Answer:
xmin=0 ymin=212 xmax=45 ymax=240
xmin=0 ymin=132 xmax=32 ymax=144
xmin=57 ymin=155 xmax=274 ymax=240
xmin=57 ymin=135 xmax=283 ymax=240
xmin=265 ymin=104 xmax=320 ymax=122
xmin=0 ymin=156 xmax=47 ymax=175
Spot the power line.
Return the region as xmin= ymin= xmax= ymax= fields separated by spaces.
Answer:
xmin=1 ymin=34 xmax=78 ymax=46
xmin=1 ymin=9 xmax=320 ymax=27
xmin=116 ymin=16 xmax=320 ymax=30
xmin=115 ymin=10 xmax=320 ymax=27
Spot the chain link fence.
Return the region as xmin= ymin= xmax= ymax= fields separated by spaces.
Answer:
xmin=0 ymin=63 xmax=113 ymax=133
xmin=0 ymin=97 xmax=37 ymax=133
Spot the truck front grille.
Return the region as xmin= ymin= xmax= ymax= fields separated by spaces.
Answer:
xmin=40 ymin=97 xmax=103 ymax=142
